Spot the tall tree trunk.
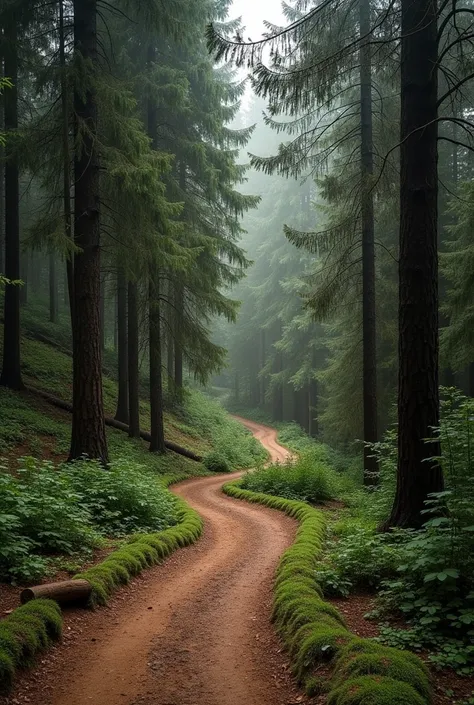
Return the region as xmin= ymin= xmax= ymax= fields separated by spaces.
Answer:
xmin=49 ymin=252 xmax=58 ymax=323
xmin=100 ymin=273 xmax=105 ymax=351
xmin=69 ymin=0 xmax=108 ymax=463
xmin=114 ymin=267 xmax=128 ymax=423
xmin=272 ymin=324 xmax=284 ymax=422
xmin=127 ymin=281 xmax=140 ymax=438
xmin=469 ymin=362 xmax=474 ymax=398
xmin=234 ymin=371 xmax=240 ymax=403
xmin=59 ymin=0 xmax=74 ymax=330
xmin=147 ymin=43 xmax=165 ymax=451
xmin=165 ymin=278 xmax=174 ymax=388
xmin=382 ymin=0 xmax=443 ymax=530
xmin=0 ymin=73 xmax=4 ymax=276
xmin=167 ymin=332 xmax=174 ymax=386
xmin=149 ymin=274 xmax=165 ymax=453
xmin=1 ymin=13 xmax=23 ymax=390
xmin=360 ymin=0 xmax=378 ymax=485
xmin=174 ymin=284 xmax=184 ymax=391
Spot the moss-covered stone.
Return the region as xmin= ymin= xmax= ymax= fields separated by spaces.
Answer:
xmin=0 ymin=599 xmax=62 ymax=693
xmin=332 ymin=645 xmax=432 ymax=700
xmin=328 ymin=675 xmax=427 ymax=705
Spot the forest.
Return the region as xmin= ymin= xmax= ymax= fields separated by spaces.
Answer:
xmin=1 ymin=0 xmax=474 ymax=704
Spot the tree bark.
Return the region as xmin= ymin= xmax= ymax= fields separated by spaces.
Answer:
xmin=147 ymin=43 xmax=166 ymax=452
xmin=49 ymin=252 xmax=58 ymax=323
xmin=1 ymin=12 xmax=23 ymax=390
xmin=59 ymin=0 xmax=74 ymax=330
xmin=100 ymin=273 xmax=105 ymax=351
xmin=272 ymin=322 xmax=284 ymax=422
xmin=469 ymin=362 xmax=474 ymax=398
xmin=0 ymin=73 xmax=4 ymax=276
xmin=174 ymin=283 xmax=184 ymax=391
xmin=382 ymin=0 xmax=443 ymax=530
xmin=127 ymin=280 xmax=140 ymax=438
xmin=21 ymin=580 xmax=91 ymax=606
xmin=360 ymin=0 xmax=378 ymax=485
xmin=69 ymin=0 xmax=108 ymax=463
xmin=149 ymin=275 xmax=165 ymax=453
xmin=114 ymin=267 xmax=128 ymax=423
xmin=260 ymin=327 xmax=266 ymax=406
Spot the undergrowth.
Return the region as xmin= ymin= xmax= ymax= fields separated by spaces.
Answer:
xmin=317 ymin=388 xmax=474 ymax=676
xmin=181 ymin=392 xmax=266 ymax=469
xmin=0 ymin=455 xmax=178 ymax=583
xmin=0 ymin=486 xmax=203 ymax=691
xmin=240 ymin=449 xmax=351 ymax=504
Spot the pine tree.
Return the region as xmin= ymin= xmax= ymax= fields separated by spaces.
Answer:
xmin=68 ymin=0 xmax=108 ymax=462
xmin=0 ymin=2 xmax=24 ymax=390
xmin=381 ymin=0 xmax=443 ymax=529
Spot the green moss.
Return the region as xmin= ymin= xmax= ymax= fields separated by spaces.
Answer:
xmin=327 ymin=676 xmax=427 ymax=705
xmin=0 ymin=599 xmax=62 ymax=693
xmin=77 ymin=501 xmax=203 ymax=606
xmin=288 ymin=618 xmax=345 ymax=657
xmin=0 ymin=651 xmax=14 ymax=694
xmin=293 ymin=627 xmax=353 ymax=680
xmin=332 ymin=646 xmax=432 ymax=700
xmin=304 ymin=675 xmax=326 ymax=697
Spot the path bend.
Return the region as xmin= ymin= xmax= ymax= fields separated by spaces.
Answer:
xmin=3 ymin=419 xmax=304 ymax=705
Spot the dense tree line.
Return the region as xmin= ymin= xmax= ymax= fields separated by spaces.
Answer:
xmin=0 ymin=0 xmax=256 ymax=461
xmin=208 ymin=0 xmax=474 ymax=528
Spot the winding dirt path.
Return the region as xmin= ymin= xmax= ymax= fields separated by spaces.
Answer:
xmin=2 ymin=419 xmax=305 ymax=705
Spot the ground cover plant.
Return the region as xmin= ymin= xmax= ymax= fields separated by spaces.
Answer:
xmin=0 ymin=455 xmax=178 ymax=583
xmin=183 ymin=393 xmax=267 ymax=469
xmin=313 ymin=390 xmax=474 ymax=679
xmin=240 ymin=450 xmax=339 ymax=503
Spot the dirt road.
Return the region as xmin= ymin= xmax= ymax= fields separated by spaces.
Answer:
xmin=4 ymin=419 xmax=304 ymax=705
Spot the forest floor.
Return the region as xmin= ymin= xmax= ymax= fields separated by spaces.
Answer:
xmin=0 ymin=420 xmax=311 ymax=705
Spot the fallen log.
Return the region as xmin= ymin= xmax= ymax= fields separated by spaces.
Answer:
xmin=32 ymin=389 xmax=202 ymax=462
xmin=20 ymin=579 xmax=92 ymax=606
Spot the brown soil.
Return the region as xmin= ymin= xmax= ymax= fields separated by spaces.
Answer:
xmin=0 ymin=418 xmax=308 ymax=705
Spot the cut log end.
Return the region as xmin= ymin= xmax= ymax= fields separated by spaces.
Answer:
xmin=20 ymin=579 xmax=92 ymax=606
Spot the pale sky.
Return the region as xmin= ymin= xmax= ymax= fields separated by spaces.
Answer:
xmin=229 ymin=0 xmax=285 ymax=112
xmin=230 ymin=0 xmax=284 ymax=42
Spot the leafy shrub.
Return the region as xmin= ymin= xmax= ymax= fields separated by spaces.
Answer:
xmin=240 ymin=450 xmax=337 ymax=504
xmin=203 ymin=451 xmax=231 ymax=473
xmin=0 ymin=456 xmax=177 ymax=582
xmin=367 ymin=389 xmax=474 ymax=673
xmin=315 ymin=523 xmax=401 ymax=597
xmin=65 ymin=458 xmax=177 ymax=535
xmin=0 ymin=459 xmax=98 ymax=581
